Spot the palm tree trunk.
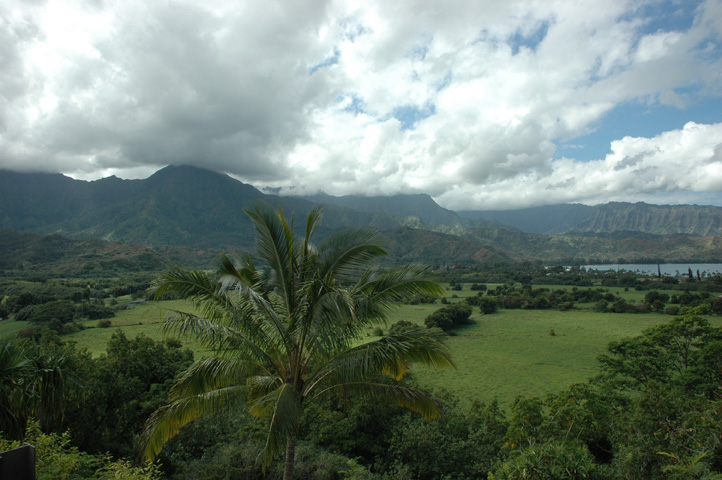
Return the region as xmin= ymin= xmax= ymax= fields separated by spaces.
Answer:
xmin=283 ymin=435 xmax=297 ymax=480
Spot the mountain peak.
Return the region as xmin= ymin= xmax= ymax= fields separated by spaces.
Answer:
xmin=148 ymin=164 xmax=223 ymax=180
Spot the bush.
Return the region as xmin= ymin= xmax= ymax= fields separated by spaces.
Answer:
xmin=490 ymin=441 xmax=598 ymax=480
xmin=424 ymin=303 xmax=473 ymax=331
xmin=479 ymin=297 xmax=498 ymax=315
xmin=17 ymin=325 xmax=50 ymax=341
xmin=408 ymin=295 xmax=437 ymax=305
xmin=77 ymin=303 xmax=115 ymax=320
xmin=22 ymin=300 xmax=75 ymax=324
xmin=97 ymin=320 xmax=112 ymax=328
xmin=14 ymin=304 xmax=37 ymax=321
xmin=388 ymin=321 xmax=422 ymax=336
xmin=0 ymin=421 xmax=162 ymax=480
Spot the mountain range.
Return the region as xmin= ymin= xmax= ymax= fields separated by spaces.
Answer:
xmin=458 ymin=203 xmax=722 ymax=236
xmin=2 ymin=165 xmax=721 ymax=266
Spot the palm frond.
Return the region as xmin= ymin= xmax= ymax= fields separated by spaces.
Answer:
xmin=244 ymin=204 xmax=295 ymax=307
xmin=353 ymin=264 xmax=444 ymax=324
xmin=216 ymin=253 xmax=262 ymax=291
xmin=306 ymin=329 xmax=454 ymax=396
xmin=139 ymin=385 xmax=246 ymax=462
xmin=302 ymin=289 xmax=358 ymax=354
xmin=238 ymin=284 xmax=296 ymax=356
xmin=319 ymin=227 xmax=387 ymax=283
xmin=303 ymin=206 xmax=323 ymax=256
xmin=320 ymin=381 xmax=444 ymax=419
xmin=324 ymin=328 xmax=453 ymax=381
xmin=153 ymin=267 xmax=231 ymax=320
xmin=247 ymin=375 xmax=282 ymax=395
xmin=168 ymin=356 xmax=257 ymax=400
xmin=162 ymin=311 xmax=278 ymax=365
xmin=246 ymin=383 xmax=302 ymax=466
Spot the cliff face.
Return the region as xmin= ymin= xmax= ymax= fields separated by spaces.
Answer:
xmin=459 ymin=202 xmax=722 ymax=236
xmin=572 ymin=202 xmax=722 ymax=236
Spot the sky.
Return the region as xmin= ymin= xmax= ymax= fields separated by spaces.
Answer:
xmin=1 ymin=0 xmax=722 ymax=211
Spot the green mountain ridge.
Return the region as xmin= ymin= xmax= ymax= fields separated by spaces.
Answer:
xmin=299 ymin=192 xmax=466 ymax=227
xmin=459 ymin=202 xmax=722 ymax=236
xmin=458 ymin=204 xmax=594 ymax=234
xmin=0 ymin=228 xmax=219 ymax=276
xmin=572 ymin=202 xmax=722 ymax=236
xmin=1 ymin=165 xmax=721 ymax=264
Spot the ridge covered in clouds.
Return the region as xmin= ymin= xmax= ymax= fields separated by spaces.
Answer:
xmin=1 ymin=0 xmax=721 ymax=209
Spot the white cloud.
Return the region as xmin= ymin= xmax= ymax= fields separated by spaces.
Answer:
xmin=0 ymin=0 xmax=721 ymax=210
xmin=435 ymin=121 xmax=722 ymax=210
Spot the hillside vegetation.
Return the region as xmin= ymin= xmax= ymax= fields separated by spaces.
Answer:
xmin=2 ymin=166 xmax=721 ymax=264
xmin=460 ymin=201 xmax=722 ymax=236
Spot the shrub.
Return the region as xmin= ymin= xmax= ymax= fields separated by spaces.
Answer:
xmin=479 ymin=297 xmax=498 ymax=315
xmin=388 ymin=320 xmax=422 ymax=336
xmin=77 ymin=303 xmax=115 ymax=320
xmin=490 ymin=441 xmax=597 ymax=480
xmin=23 ymin=300 xmax=75 ymax=324
xmin=424 ymin=303 xmax=473 ymax=331
xmin=17 ymin=325 xmax=50 ymax=341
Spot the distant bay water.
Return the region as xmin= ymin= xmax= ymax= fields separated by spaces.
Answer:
xmin=584 ymin=263 xmax=722 ymax=276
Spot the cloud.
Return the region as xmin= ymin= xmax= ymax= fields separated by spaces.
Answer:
xmin=1 ymin=0 xmax=721 ymax=209
xmin=435 ymin=121 xmax=722 ymax=210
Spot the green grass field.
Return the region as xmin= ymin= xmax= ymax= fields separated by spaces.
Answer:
xmin=2 ymin=283 xmax=713 ymax=408
xmin=67 ymin=300 xmax=213 ymax=355
xmin=407 ymin=308 xmax=674 ymax=408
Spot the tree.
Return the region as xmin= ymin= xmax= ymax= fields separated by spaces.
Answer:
xmin=0 ymin=338 xmax=30 ymax=439
xmin=139 ymin=205 xmax=454 ymax=480
xmin=64 ymin=332 xmax=193 ymax=457
xmin=478 ymin=297 xmax=498 ymax=315
xmin=424 ymin=303 xmax=473 ymax=331
xmin=26 ymin=341 xmax=82 ymax=433
xmin=0 ymin=337 xmax=80 ymax=439
xmin=490 ymin=441 xmax=598 ymax=480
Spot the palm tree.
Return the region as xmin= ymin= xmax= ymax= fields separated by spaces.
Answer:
xmin=0 ymin=338 xmax=30 ymax=439
xmin=27 ymin=342 xmax=79 ymax=433
xmin=139 ymin=204 xmax=455 ymax=480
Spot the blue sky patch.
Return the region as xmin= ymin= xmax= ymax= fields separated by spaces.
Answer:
xmin=508 ymin=21 xmax=550 ymax=55
xmin=632 ymin=0 xmax=702 ymax=35
xmin=559 ymin=95 xmax=722 ymax=161
xmin=309 ymin=48 xmax=340 ymax=75
xmin=336 ymin=94 xmax=366 ymax=115
xmin=392 ymin=104 xmax=436 ymax=130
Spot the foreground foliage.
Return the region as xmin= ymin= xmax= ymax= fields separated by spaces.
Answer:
xmin=0 ymin=420 xmax=162 ymax=480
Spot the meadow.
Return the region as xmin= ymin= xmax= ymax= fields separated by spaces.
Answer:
xmin=52 ymin=283 xmax=716 ymax=407
xmin=409 ymin=308 xmax=671 ymax=407
xmin=2 ymin=282 xmax=712 ymax=407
